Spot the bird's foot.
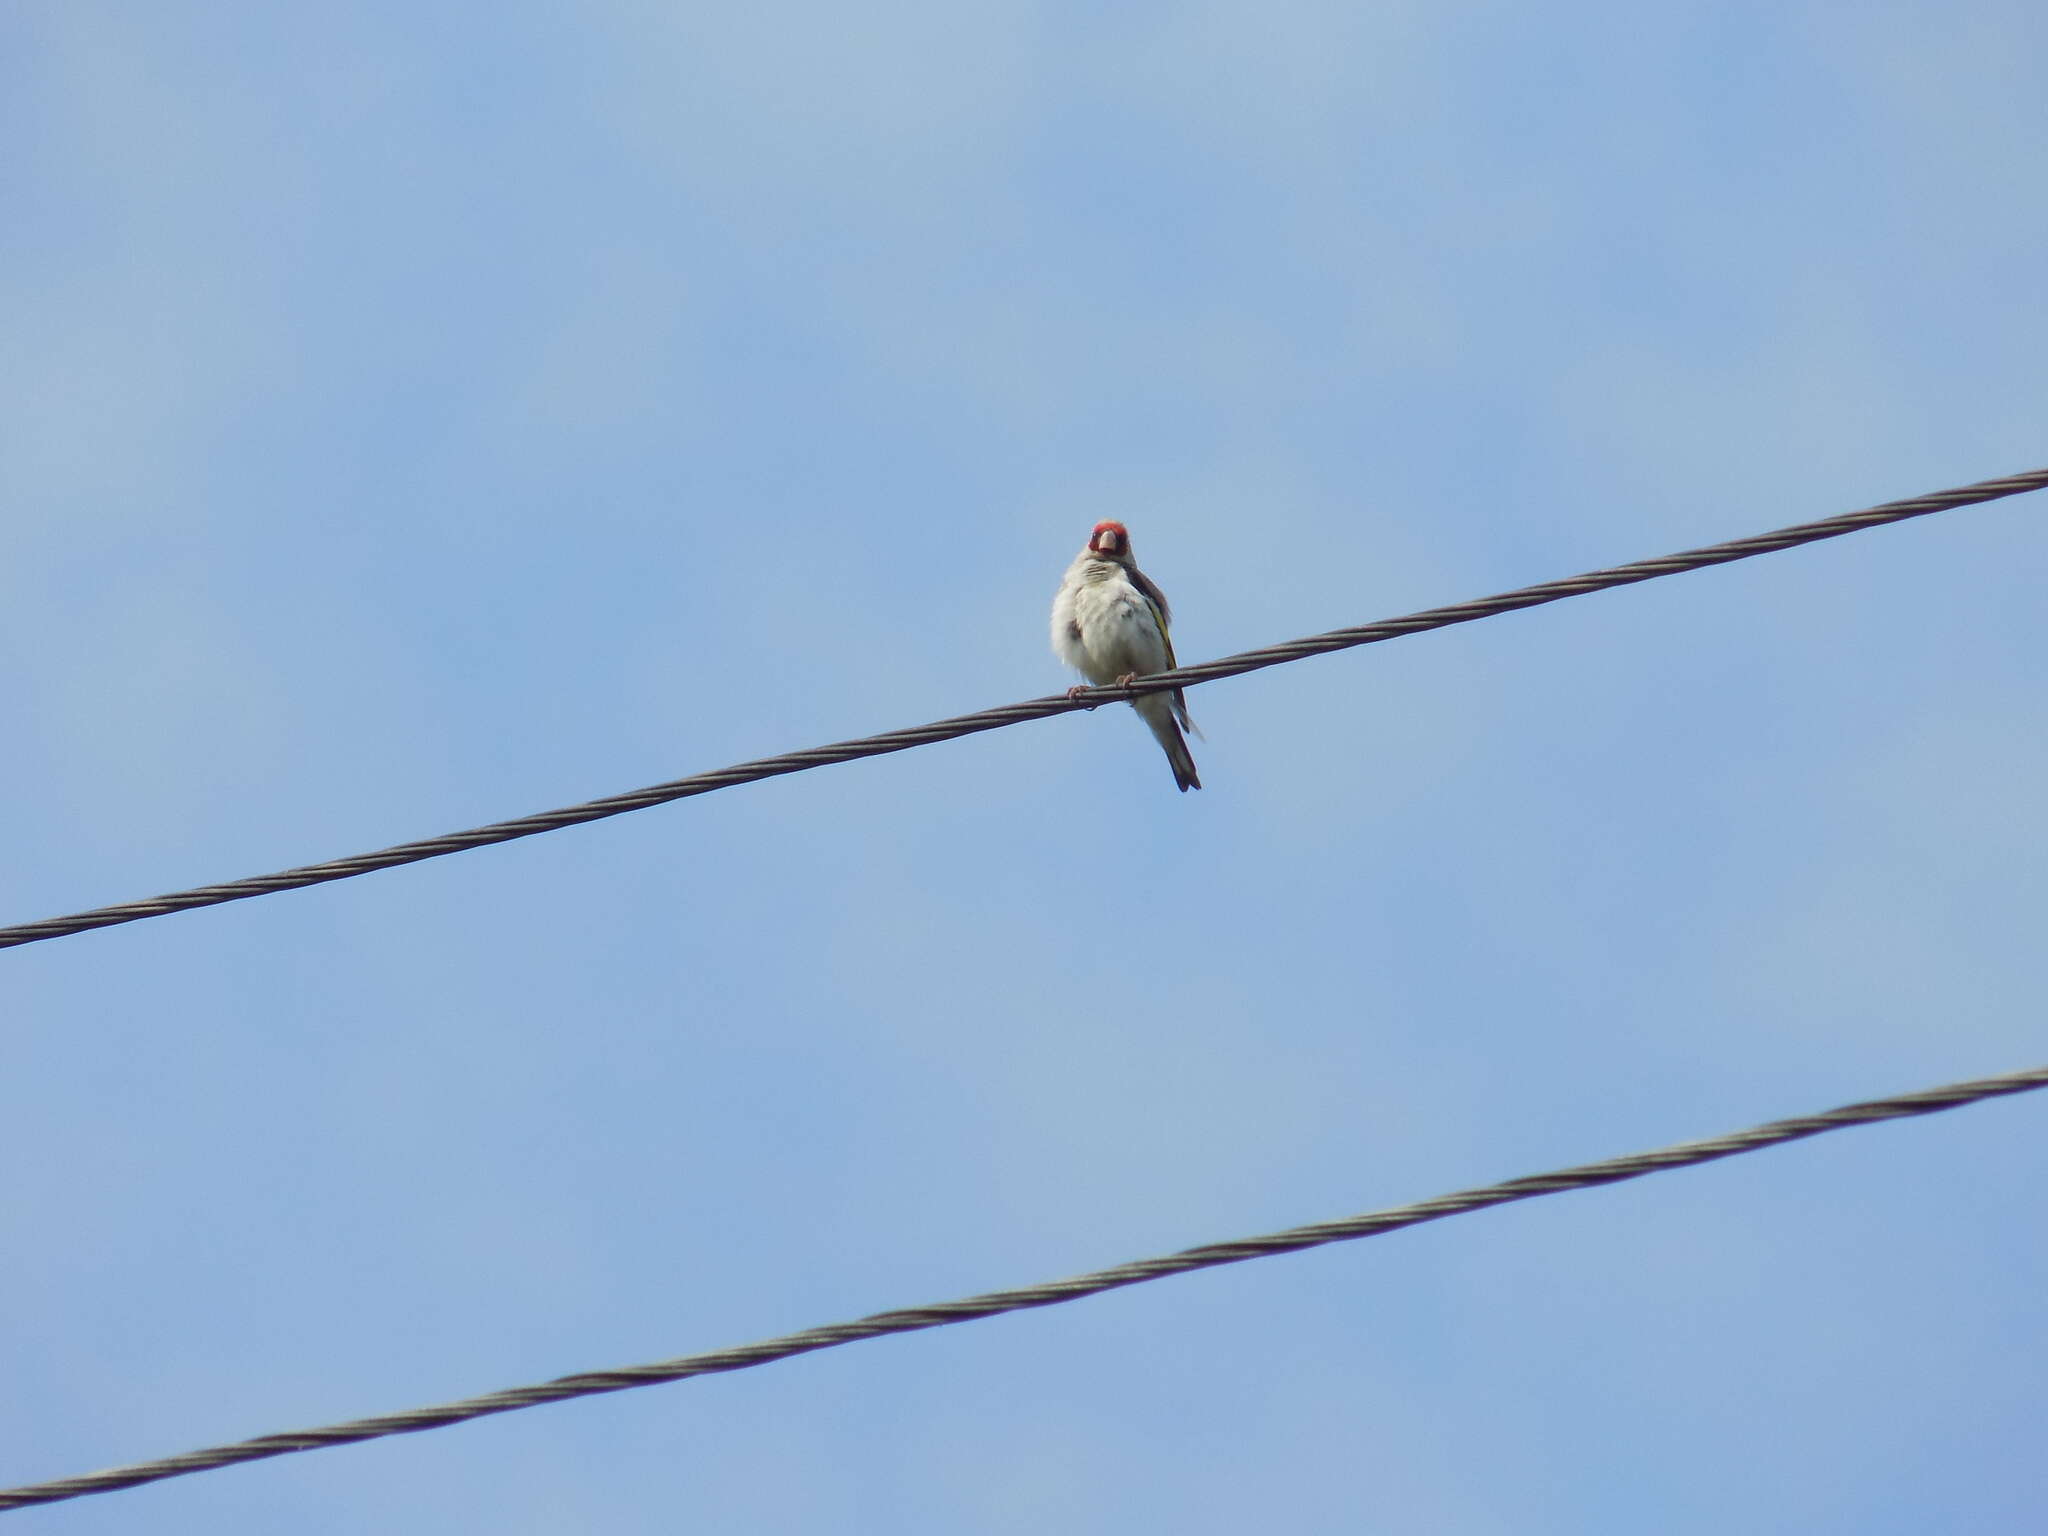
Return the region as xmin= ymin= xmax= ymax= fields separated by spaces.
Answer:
xmin=1065 ymin=684 xmax=1098 ymax=711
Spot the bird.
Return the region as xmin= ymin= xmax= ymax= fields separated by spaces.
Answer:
xmin=1051 ymin=520 xmax=1202 ymax=792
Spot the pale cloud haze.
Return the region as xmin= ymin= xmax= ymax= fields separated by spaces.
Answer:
xmin=4 ymin=3 xmax=2045 ymax=1531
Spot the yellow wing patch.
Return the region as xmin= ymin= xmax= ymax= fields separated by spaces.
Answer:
xmin=1148 ymin=602 xmax=1177 ymax=670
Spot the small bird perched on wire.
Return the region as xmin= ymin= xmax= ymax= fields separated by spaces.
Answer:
xmin=1051 ymin=520 xmax=1202 ymax=792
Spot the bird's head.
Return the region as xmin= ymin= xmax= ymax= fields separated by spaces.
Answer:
xmin=1088 ymin=521 xmax=1132 ymax=561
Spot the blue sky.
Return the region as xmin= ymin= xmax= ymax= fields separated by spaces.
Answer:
xmin=5 ymin=3 xmax=2045 ymax=1530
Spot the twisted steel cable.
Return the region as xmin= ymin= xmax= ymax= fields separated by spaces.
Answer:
xmin=3 ymin=1062 xmax=2042 ymax=1512
xmin=2 ymin=466 xmax=2043 ymax=953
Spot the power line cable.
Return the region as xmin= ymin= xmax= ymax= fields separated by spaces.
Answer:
xmin=3 ymin=1061 xmax=2041 ymax=1513
xmin=2 ymin=465 xmax=2042 ymax=954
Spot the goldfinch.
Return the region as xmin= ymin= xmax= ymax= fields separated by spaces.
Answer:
xmin=1050 ymin=521 xmax=1202 ymax=792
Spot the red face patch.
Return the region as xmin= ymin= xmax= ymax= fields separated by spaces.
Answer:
xmin=1090 ymin=521 xmax=1128 ymax=555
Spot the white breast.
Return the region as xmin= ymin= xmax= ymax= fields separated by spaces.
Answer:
xmin=1052 ymin=563 xmax=1169 ymax=685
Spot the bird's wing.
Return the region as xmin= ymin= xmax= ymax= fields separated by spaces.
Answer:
xmin=1132 ymin=584 xmax=1176 ymax=672
xmin=1126 ymin=565 xmax=1173 ymax=628
xmin=1128 ymin=569 xmax=1200 ymax=735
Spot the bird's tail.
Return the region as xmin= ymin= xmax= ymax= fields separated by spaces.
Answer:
xmin=1137 ymin=697 xmax=1201 ymax=792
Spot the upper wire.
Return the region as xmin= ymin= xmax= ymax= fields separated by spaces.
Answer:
xmin=3 ymin=1061 xmax=2041 ymax=1512
xmin=2 ymin=465 xmax=2043 ymax=952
